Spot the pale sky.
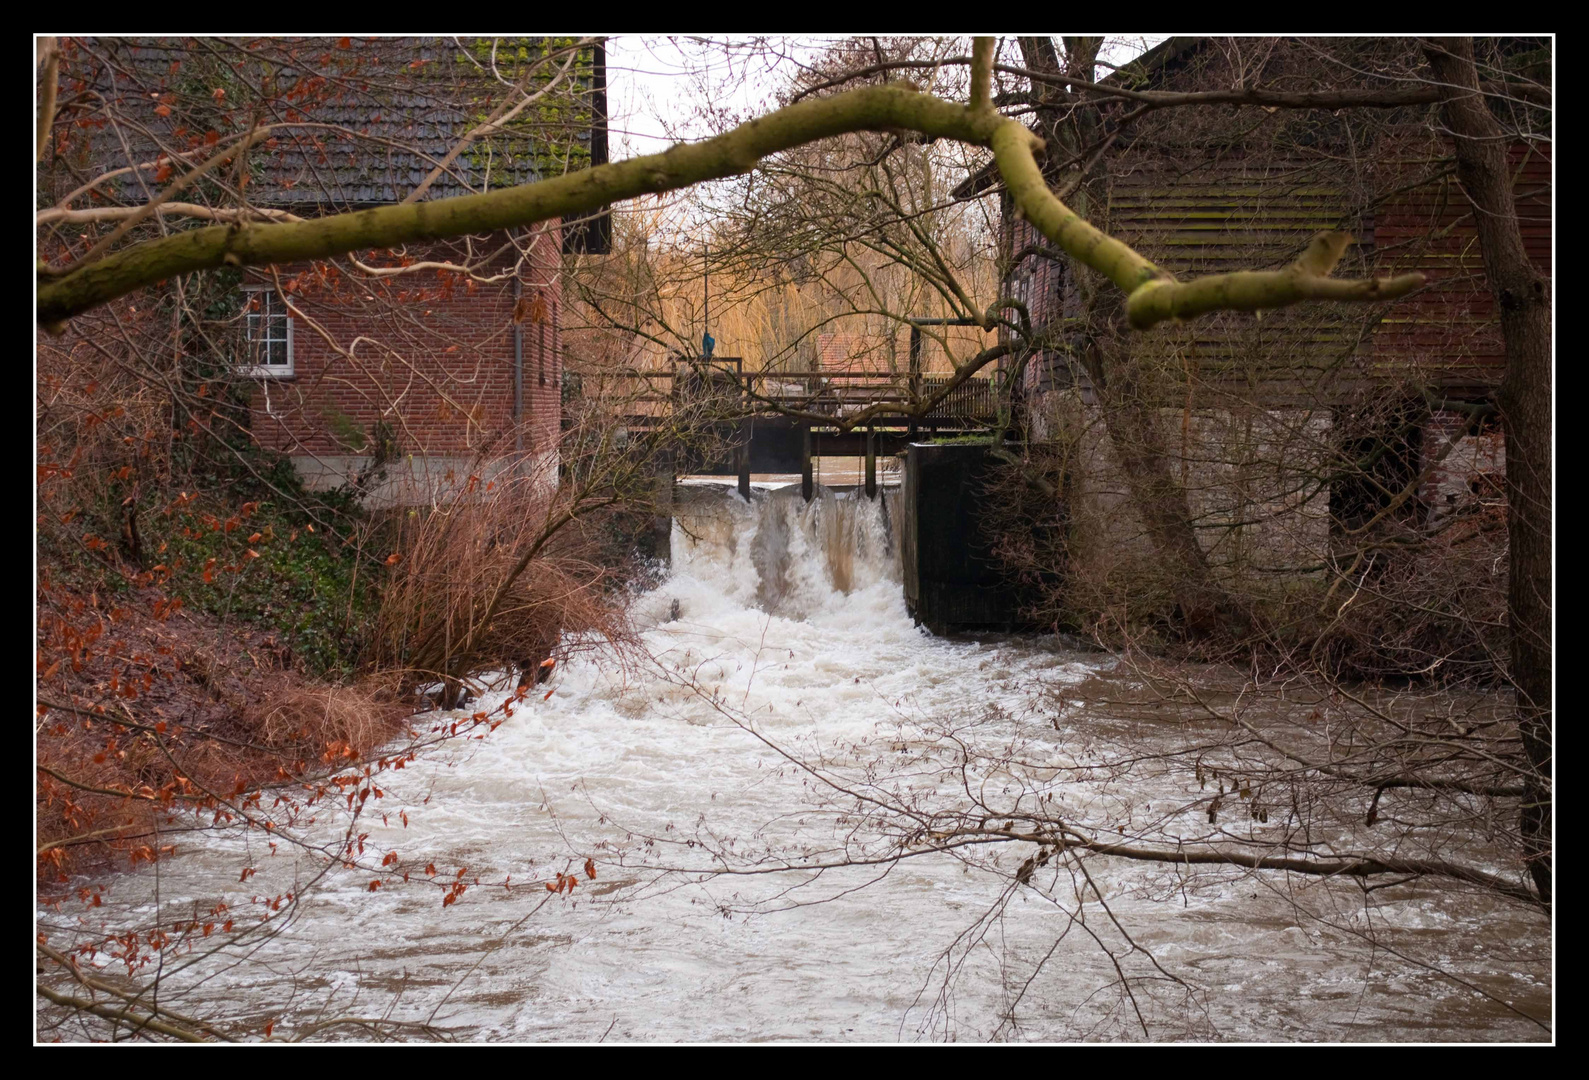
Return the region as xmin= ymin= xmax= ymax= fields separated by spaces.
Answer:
xmin=601 ymin=35 xmax=1165 ymax=239
xmin=604 ymin=35 xmax=1168 ymax=159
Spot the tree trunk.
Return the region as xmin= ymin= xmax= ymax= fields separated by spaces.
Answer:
xmin=1021 ymin=37 xmax=1247 ymax=637
xmin=1078 ymin=318 xmax=1248 ymax=636
xmin=1016 ymin=37 xmax=1068 ymax=162
xmin=1424 ymin=38 xmax=1552 ymax=907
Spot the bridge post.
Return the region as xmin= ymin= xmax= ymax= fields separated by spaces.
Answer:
xmin=736 ymin=419 xmax=751 ymax=501
xmin=652 ymin=447 xmax=675 ymax=562
xmin=801 ymin=424 xmax=813 ymax=502
xmin=865 ymin=426 xmax=877 ymax=499
xmin=908 ymin=325 xmax=922 ymax=440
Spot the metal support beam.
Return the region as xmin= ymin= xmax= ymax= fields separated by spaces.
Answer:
xmin=865 ymin=426 xmax=877 ymax=499
xmin=736 ymin=419 xmax=751 ymax=501
xmin=908 ymin=326 xmax=921 ymax=440
xmin=801 ymin=424 xmax=813 ymax=502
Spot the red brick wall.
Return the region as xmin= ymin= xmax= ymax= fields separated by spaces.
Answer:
xmin=1000 ymin=216 xmax=1068 ymax=400
xmin=245 ymin=224 xmax=564 ymax=462
xmin=1373 ymin=143 xmax=1550 ymax=392
xmin=1002 ymin=145 xmax=1551 ymax=401
xmin=1421 ymin=410 xmax=1506 ymax=525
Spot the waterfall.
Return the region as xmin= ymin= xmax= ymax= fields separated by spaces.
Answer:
xmin=669 ymin=484 xmax=900 ymax=621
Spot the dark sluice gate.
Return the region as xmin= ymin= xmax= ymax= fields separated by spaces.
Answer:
xmin=902 ymin=443 xmax=1037 ymax=634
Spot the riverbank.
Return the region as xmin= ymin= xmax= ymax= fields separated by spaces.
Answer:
xmin=36 ymin=582 xmax=408 ymax=884
xmin=36 ymin=487 xmax=1550 ymax=1041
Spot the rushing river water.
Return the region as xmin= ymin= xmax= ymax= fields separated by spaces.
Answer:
xmin=39 ymin=484 xmax=1551 ymax=1042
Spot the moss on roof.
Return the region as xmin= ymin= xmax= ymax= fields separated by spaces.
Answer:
xmin=73 ymin=36 xmax=601 ymax=209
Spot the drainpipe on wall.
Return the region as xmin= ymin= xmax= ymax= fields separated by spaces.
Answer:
xmin=513 ymin=276 xmax=524 ymax=456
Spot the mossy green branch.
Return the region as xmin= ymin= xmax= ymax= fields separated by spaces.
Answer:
xmin=36 ymin=46 xmax=1423 ymax=331
xmin=969 ymin=37 xmax=995 ymax=114
xmin=39 ymin=84 xmax=1000 ymax=326
xmin=991 ymin=119 xmax=1167 ymax=297
xmin=1123 ymin=231 xmax=1426 ymax=329
xmin=991 ymin=119 xmax=1424 ymax=329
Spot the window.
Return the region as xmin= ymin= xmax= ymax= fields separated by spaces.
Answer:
xmin=241 ymin=287 xmax=294 ymax=377
xmin=1010 ymin=266 xmax=1031 ymax=312
xmin=1329 ymin=406 xmax=1424 ymax=535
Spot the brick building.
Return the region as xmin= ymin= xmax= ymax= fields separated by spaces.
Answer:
xmin=955 ymin=37 xmax=1548 ymax=574
xmin=66 ymin=36 xmax=609 ymax=505
xmin=243 ymin=227 xmax=573 ymax=505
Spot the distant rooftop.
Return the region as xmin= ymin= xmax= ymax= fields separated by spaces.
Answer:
xmin=71 ymin=36 xmax=603 ymax=209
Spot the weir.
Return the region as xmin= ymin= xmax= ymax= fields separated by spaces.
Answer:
xmin=70 ymin=462 xmax=1547 ymax=1044
xmin=667 ymin=439 xmax=1033 ymax=635
xmin=622 ymin=354 xmax=1000 ymax=498
xmin=670 ymin=482 xmax=902 ymax=622
xmin=642 ymin=347 xmax=1035 ymax=635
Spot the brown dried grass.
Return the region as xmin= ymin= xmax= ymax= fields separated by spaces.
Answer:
xmin=370 ymin=451 xmax=641 ymax=692
xmin=247 ymin=679 xmax=408 ymax=753
xmin=36 ymin=586 xmax=413 ymax=883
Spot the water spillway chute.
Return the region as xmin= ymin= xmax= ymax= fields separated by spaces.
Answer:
xmin=668 ymin=483 xmax=902 ymax=622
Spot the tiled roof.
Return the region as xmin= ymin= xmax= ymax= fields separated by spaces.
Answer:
xmin=73 ymin=36 xmax=599 ymax=208
xmin=951 ymin=38 xmax=1205 ymax=201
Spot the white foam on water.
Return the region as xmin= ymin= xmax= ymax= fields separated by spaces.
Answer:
xmin=39 ymin=485 xmax=1550 ymax=1042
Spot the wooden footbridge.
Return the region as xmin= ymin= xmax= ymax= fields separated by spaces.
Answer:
xmin=616 ymin=354 xmax=1000 ymax=499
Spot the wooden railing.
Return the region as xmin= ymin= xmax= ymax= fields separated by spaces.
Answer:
xmin=571 ymin=361 xmax=1000 ymax=428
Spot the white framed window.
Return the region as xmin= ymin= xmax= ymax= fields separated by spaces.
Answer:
xmin=240 ymin=286 xmax=294 ymax=378
xmin=1009 ymin=264 xmax=1034 ymax=323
